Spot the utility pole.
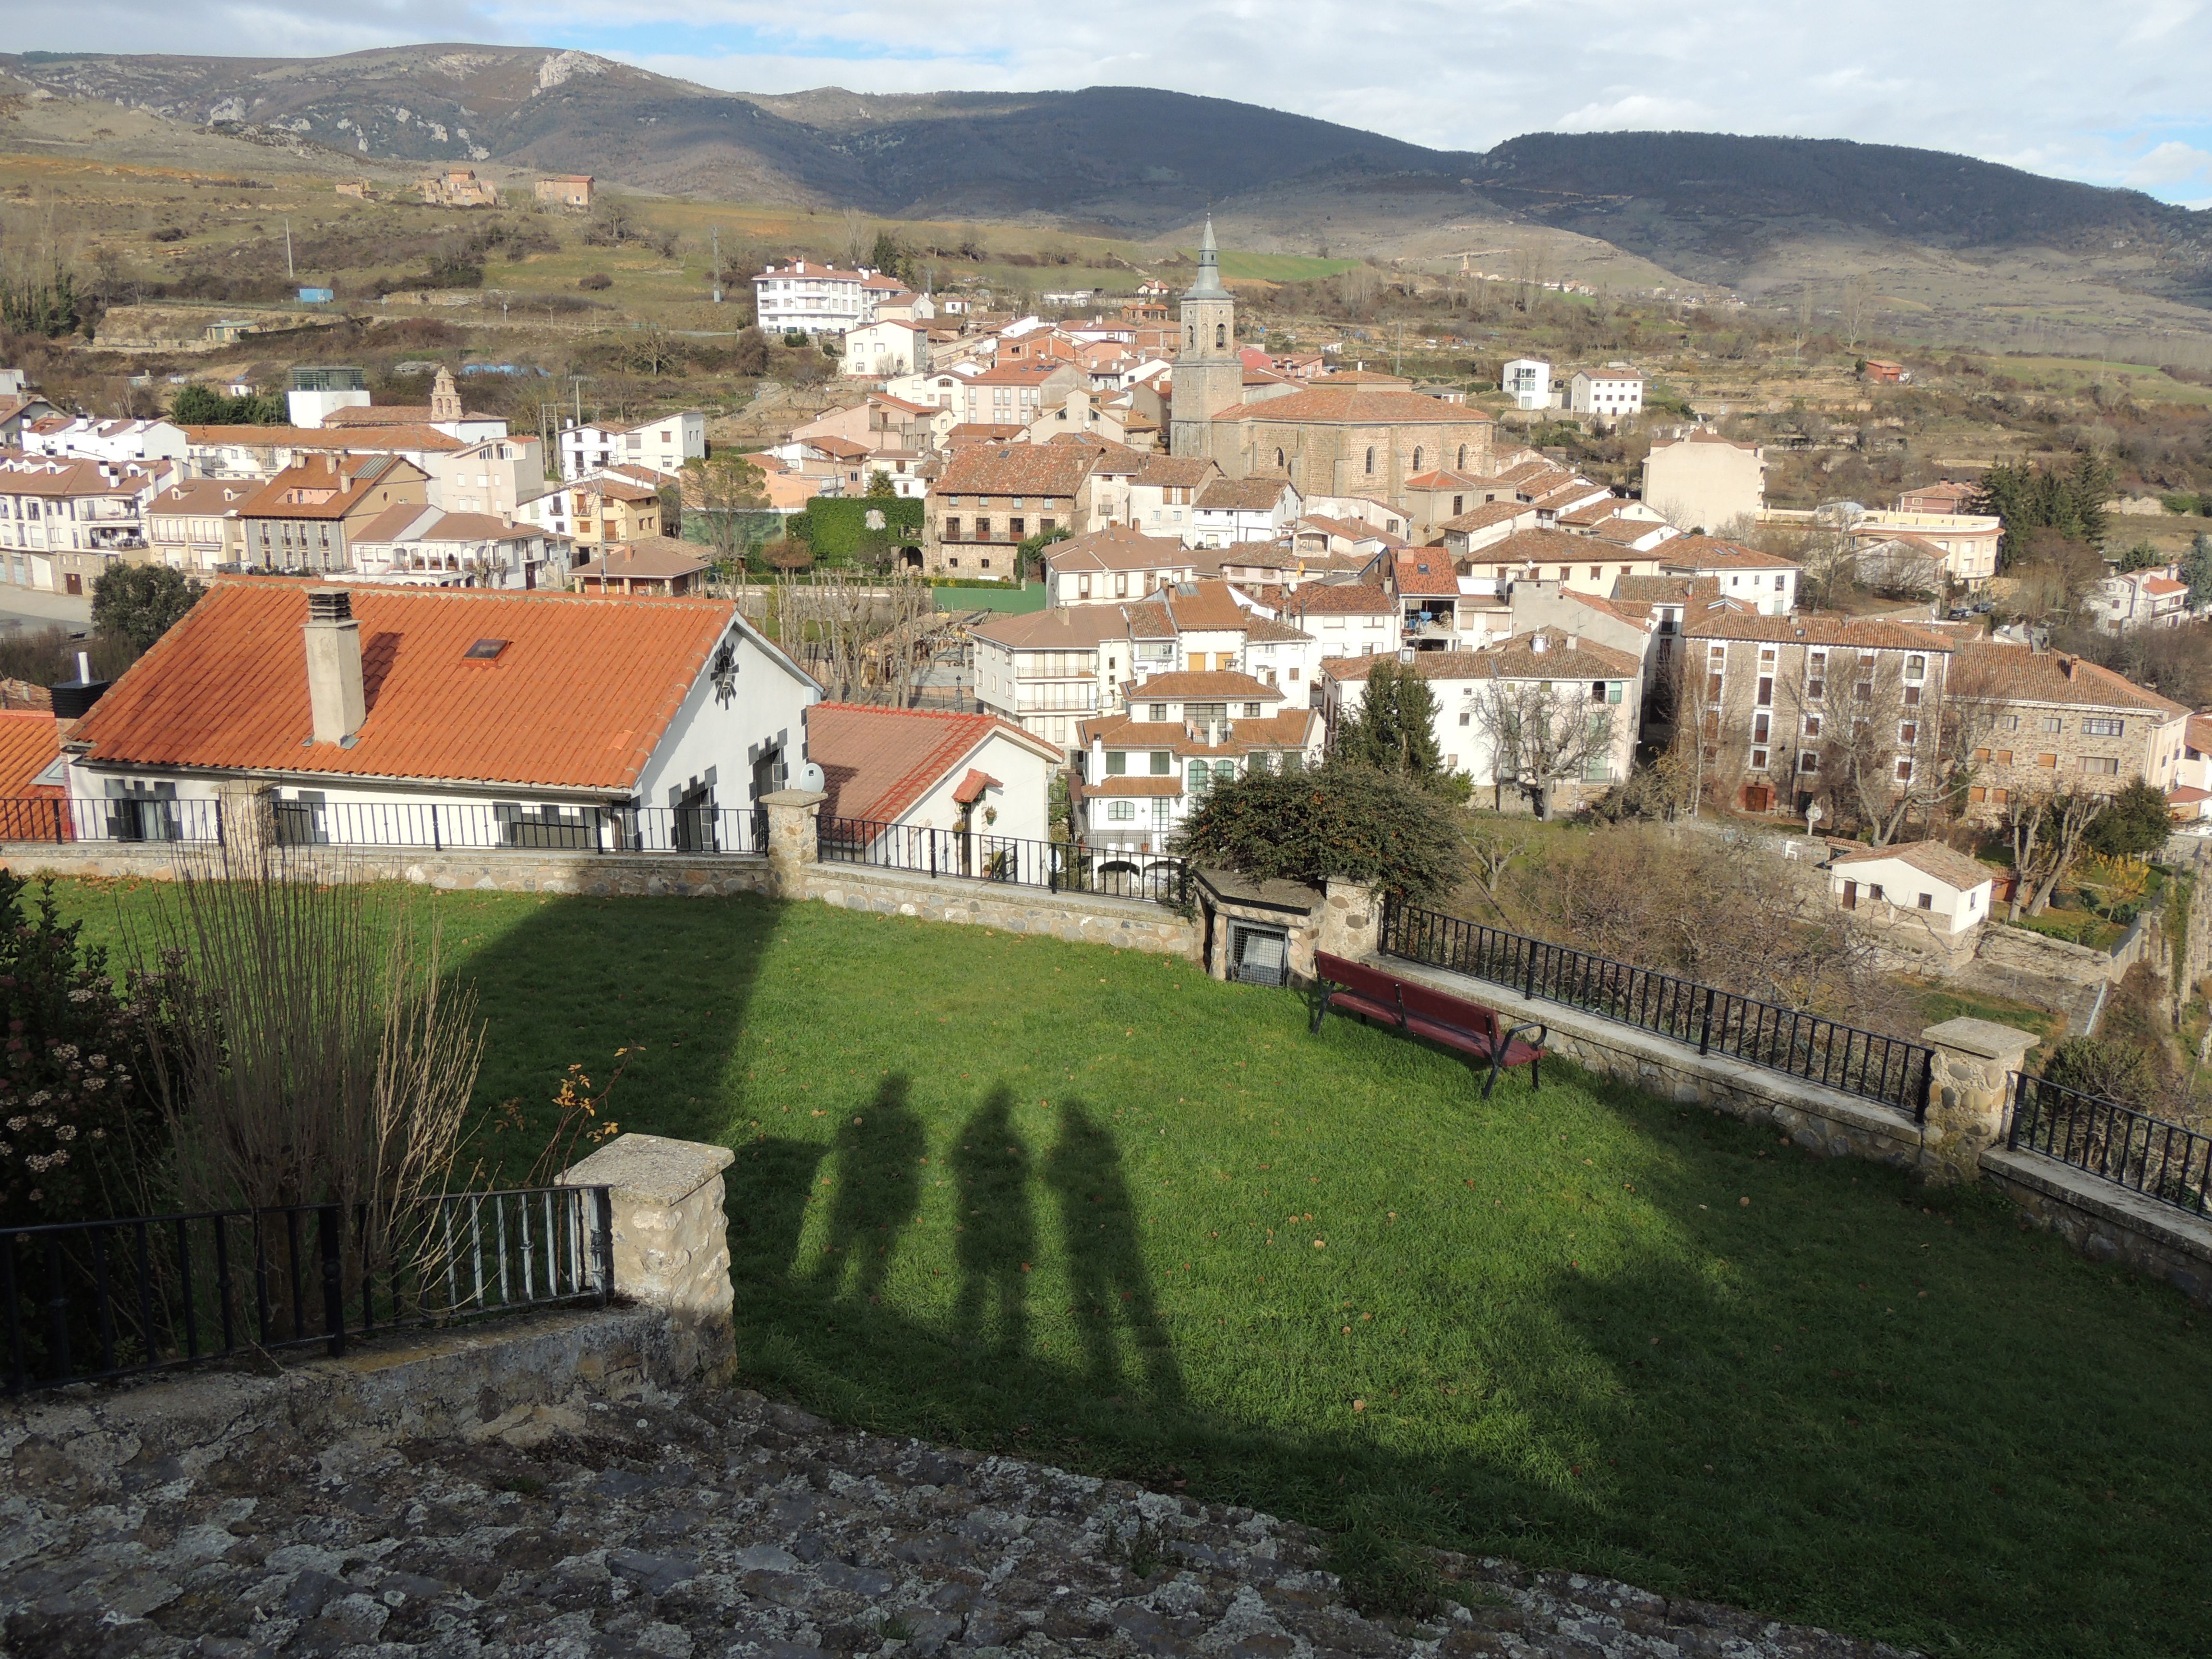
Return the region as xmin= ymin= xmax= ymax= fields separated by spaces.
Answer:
xmin=711 ymin=226 xmax=723 ymax=304
xmin=284 ymin=217 xmax=294 ymax=282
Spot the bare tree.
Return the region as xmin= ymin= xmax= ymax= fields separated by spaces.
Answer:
xmin=2004 ymin=789 xmax=2101 ymax=917
xmin=843 ymin=208 xmax=868 ymax=268
xmin=1470 ymin=674 xmax=1614 ymax=819
xmin=1840 ymin=274 xmax=1875 ymax=350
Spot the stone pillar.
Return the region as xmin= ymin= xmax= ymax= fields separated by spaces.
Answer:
xmin=215 ymin=780 xmax=276 ymax=865
xmin=558 ymin=1133 xmax=737 ymax=1383
xmin=1316 ymin=878 xmax=1380 ymax=962
xmin=1919 ymin=1017 xmax=2040 ymax=1185
xmin=759 ymin=788 xmax=825 ymax=899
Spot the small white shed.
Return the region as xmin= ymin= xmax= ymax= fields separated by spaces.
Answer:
xmin=1829 ymin=841 xmax=1995 ymax=937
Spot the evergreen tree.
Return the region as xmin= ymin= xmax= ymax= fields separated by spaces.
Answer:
xmin=2182 ymin=532 xmax=2212 ymax=609
xmin=91 ymin=565 xmax=203 ymax=655
xmin=1334 ymin=659 xmax=1446 ymax=781
xmin=1972 ymin=454 xmax=2115 ymax=567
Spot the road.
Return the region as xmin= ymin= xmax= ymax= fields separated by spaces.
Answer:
xmin=0 ymin=588 xmax=94 ymax=636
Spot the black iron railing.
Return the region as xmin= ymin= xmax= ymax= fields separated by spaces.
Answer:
xmin=1380 ymin=901 xmax=1935 ymax=1118
xmin=0 ymin=796 xmax=765 ymax=857
xmin=817 ymin=814 xmax=1190 ymax=907
xmin=1 ymin=1186 xmax=612 ymax=1394
xmin=2008 ymin=1074 xmax=2212 ymax=1217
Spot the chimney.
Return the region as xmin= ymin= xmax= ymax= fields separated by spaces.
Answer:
xmin=1532 ymin=633 xmax=1549 ymax=654
xmin=1566 ymin=633 xmax=1579 ymax=650
xmin=1089 ymin=733 xmax=1106 ymax=783
xmin=303 ymin=588 xmax=366 ymax=744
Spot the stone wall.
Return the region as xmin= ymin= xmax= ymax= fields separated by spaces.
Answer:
xmin=801 ymin=861 xmax=1198 ymax=957
xmin=1982 ymin=1147 xmax=2212 ymax=1305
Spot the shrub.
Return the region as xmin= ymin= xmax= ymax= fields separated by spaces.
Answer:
xmin=2083 ymin=779 xmax=2172 ymax=859
xmin=2040 ymin=1034 xmax=2154 ymax=1111
xmin=1173 ymin=761 xmax=1461 ymax=900
xmin=0 ymin=873 xmax=162 ymax=1227
xmin=578 ymin=272 xmax=613 ymax=291
xmin=790 ymin=496 xmax=925 ymax=563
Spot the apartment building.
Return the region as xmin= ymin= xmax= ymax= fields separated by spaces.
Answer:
xmin=1568 ymin=368 xmax=1644 ymax=421
xmin=752 ymin=261 xmax=905 ymax=336
xmin=840 ymin=320 xmax=933 ymax=378
xmin=929 ymin=444 xmax=1098 ymax=576
xmin=518 ymin=470 xmax=663 ymax=549
xmin=1843 ymin=507 xmax=2002 ymax=589
xmin=0 ymin=457 xmax=165 ymax=594
xmin=1642 ymin=432 xmax=1764 ymax=532
xmin=2082 ymin=565 xmax=2192 ymax=633
xmin=145 ymin=479 xmax=251 ymax=572
xmin=1659 ymin=536 xmax=1800 ymax=615
xmin=1039 ymin=526 xmax=1200 ymax=606
xmin=558 ymin=413 xmax=706 ymax=482
xmin=1501 ymin=357 xmax=1551 ymax=410
xmin=235 ymin=454 xmax=431 ymax=576
xmin=1679 ymin=613 xmax=1954 ymax=817
xmin=1074 ymin=675 xmax=1325 ymax=860
xmin=1317 ymin=629 xmax=1643 ymax=810
xmin=1948 ymin=641 xmax=2190 ymax=819
xmin=961 ymin=363 xmax=1088 ymax=427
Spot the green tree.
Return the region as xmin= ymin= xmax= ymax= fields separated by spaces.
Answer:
xmin=1972 ymin=454 xmax=2115 ymax=568
xmin=2083 ymin=779 xmax=2174 ymax=859
xmin=1172 ymin=760 xmax=1461 ymax=900
xmin=867 ymin=230 xmax=915 ymax=288
xmin=2181 ymin=532 xmax=2212 ymax=609
xmin=91 ymin=565 xmax=203 ymax=656
xmin=732 ymin=326 xmax=770 ymax=377
xmin=2116 ymin=541 xmax=2165 ymax=574
xmin=2039 ymin=1035 xmax=2154 ymax=1112
xmin=864 ymin=469 xmax=898 ymax=500
xmin=1334 ymin=658 xmax=1445 ymax=781
xmin=168 ymin=385 xmax=284 ymax=425
xmin=1015 ymin=525 xmax=1070 ymax=581
xmin=0 ymin=262 xmax=95 ymax=339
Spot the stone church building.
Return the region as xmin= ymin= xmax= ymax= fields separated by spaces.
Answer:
xmin=1167 ymin=220 xmax=1494 ymax=505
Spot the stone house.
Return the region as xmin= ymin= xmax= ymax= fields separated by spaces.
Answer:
xmin=1948 ymin=641 xmax=2190 ymax=821
xmin=927 ymin=443 xmax=1100 ymax=577
xmin=1678 ymin=613 xmax=1955 ymax=818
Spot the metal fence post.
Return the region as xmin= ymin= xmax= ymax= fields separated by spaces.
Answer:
xmin=592 ymin=1187 xmax=615 ymax=1306
xmin=1524 ymin=941 xmax=1539 ymax=1003
xmin=431 ymin=803 xmax=443 ymax=852
xmin=1697 ymin=985 xmax=1717 ymax=1057
xmin=318 ymin=1204 xmax=346 ymax=1358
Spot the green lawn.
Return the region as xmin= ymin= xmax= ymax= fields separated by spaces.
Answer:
xmin=45 ymin=878 xmax=2212 ymax=1659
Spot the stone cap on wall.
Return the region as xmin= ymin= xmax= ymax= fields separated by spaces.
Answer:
xmin=1192 ymin=867 xmax=1322 ymax=915
xmin=559 ymin=1132 xmax=735 ymax=1207
xmin=759 ymin=789 xmax=828 ymax=808
xmin=1921 ymin=1017 xmax=2042 ymax=1064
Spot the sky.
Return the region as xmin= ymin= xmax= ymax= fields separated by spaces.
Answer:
xmin=10 ymin=0 xmax=2212 ymax=207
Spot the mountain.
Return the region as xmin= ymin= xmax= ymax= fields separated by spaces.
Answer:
xmin=3 ymin=45 xmax=2209 ymax=319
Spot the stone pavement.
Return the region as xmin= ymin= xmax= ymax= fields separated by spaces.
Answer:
xmin=1 ymin=1384 xmax=1917 ymax=1659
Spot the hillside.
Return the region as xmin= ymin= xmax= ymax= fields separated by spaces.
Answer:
xmin=4 ymin=44 xmax=2212 ymax=345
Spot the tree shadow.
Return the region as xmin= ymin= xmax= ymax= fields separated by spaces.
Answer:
xmin=1046 ymin=1098 xmax=1184 ymax=1406
xmin=951 ymin=1085 xmax=1034 ymax=1360
xmin=813 ymin=1074 xmax=924 ymax=1303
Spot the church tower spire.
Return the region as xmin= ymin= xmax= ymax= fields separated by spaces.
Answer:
xmin=1169 ymin=214 xmax=1241 ymax=460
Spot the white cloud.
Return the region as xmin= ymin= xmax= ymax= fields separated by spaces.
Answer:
xmin=8 ymin=0 xmax=2212 ymax=204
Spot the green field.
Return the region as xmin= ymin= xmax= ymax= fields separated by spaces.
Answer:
xmin=1193 ymin=251 xmax=1361 ymax=284
xmin=44 ymin=878 xmax=2212 ymax=1659
xmin=1972 ymin=353 xmax=2212 ymax=407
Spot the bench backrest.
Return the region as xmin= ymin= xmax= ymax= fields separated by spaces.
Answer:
xmin=1396 ymin=976 xmax=1502 ymax=1043
xmin=1316 ymin=951 xmax=1404 ymax=1004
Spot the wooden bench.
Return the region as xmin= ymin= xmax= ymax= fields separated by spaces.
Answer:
xmin=1310 ymin=951 xmax=1546 ymax=1097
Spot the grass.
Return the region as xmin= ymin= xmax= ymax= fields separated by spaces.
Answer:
xmin=43 ymin=878 xmax=2212 ymax=1659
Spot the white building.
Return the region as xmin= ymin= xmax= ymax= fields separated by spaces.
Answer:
xmin=1829 ymin=841 xmax=1994 ymax=938
xmin=347 ymin=505 xmax=572 ymax=590
xmin=1657 ymin=536 xmax=1800 ymax=616
xmin=558 ymin=414 xmax=706 ymax=483
xmin=1642 ymin=432 xmax=1764 ymax=534
xmin=840 ymin=320 xmax=933 ymax=379
xmin=751 ymin=261 xmax=905 ymax=337
xmin=64 ymin=583 xmax=821 ymax=850
xmin=1569 ymin=368 xmax=1644 ymax=422
xmin=807 ymin=701 xmax=1060 ymax=843
xmin=21 ymin=416 xmax=189 ymax=467
xmin=2083 ymin=565 xmax=2193 ymax=633
xmin=428 ymin=435 xmax=546 ymax=520
xmin=1501 ymin=358 xmax=1551 ymax=411
xmin=1190 ymin=477 xmax=1300 ymax=549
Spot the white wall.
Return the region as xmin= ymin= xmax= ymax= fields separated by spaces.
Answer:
xmin=1830 ymin=861 xmax=1989 ymax=936
xmin=637 ymin=617 xmax=821 ymax=814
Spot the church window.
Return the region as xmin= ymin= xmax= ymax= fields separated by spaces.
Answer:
xmin=1274 ymin=448 xmax=1285 ymax=469
xmin=1364 ymin=447 xmax=1375 ymax=476
xmin=1215 ymin=323 xmax=1226 ymax=350
xmin=1412 ymin=447 xmax=1424 ymax=473
xmin=1186 ymin=326 xmax=1195 ymax=349
xmin=1457 ymin=445 xmax=1468 ymax=468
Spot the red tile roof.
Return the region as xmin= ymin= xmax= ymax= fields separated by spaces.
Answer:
xmin=807 ymin=702 xmax=1054 ymax=823
xmin=1210 ymin=389 xmax=1488 ymax=426
xmin=1950 ymin=642 xmax=2188 ymax=717
xmin=935 ymin=444 xmax=1096 ymax=497
xmin=71 ymin=582 xmax=750 ymax=791
xmin=1681 ymin=612 xmax=1954 ymax=652
xmin=1393 ymin=552 xmax=1459 ymax=597
xmin=0 ymin=710 xmax=62 ymax=797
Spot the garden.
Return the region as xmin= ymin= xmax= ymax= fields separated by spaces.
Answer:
xmin=15 ymin=875 xmax=2211 ymax=1659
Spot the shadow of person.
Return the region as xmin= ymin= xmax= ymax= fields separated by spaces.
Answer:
xmin=951 ymin=1086 xmax=1034 ymax=1361
xmin=814 ymin=1073 xmax=924 ymax=1303
xmin=1046 ymin=1099 xmax=1184 ymax=1406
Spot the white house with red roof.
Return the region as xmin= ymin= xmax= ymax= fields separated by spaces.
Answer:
xmin=2083 ymin=564 xmax=2194 ymax=633
xmin=59 ymin=583 xmax=820 ymax=854
xmin=806 ymin=702 xmax=1060 ymax=843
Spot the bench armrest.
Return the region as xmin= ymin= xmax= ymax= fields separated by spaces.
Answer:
xmin=1504 ymin=1020 xmax=1548 ymax=1052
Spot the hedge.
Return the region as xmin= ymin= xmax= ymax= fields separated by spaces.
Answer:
xmin=789 ymin=497 xmax=925 ymax=562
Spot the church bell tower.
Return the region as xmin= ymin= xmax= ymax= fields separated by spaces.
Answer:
xmin=1168 ymin=216 xmax=1242 ymax=459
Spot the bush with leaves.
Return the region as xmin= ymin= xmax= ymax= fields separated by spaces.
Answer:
xmin=0 ymin=874 xmax=162 ymax=1226
xmin=1172 ymin=761 xmax=1461 ymax=900
xmin=2039 ymin=1034 xmax=2155 ymax=1113
xmin=92 ymin=564 xmax=203 ymax=656
xmin=168 ymin=384 xmax=287 ymax=425
xmin=2083 ymin=779 xmax=2173 ymax=860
